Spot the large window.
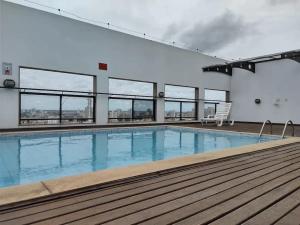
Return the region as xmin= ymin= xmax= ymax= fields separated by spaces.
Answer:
xmin=108 ymin=78 xmax=155 ymax=122
xmin=165 ymin=85 xmax=197 ymax=121
xmin=20 ymin=68 xmax=95 ymax=125
xmin=204 ymin=89 xmax=229 ymax=117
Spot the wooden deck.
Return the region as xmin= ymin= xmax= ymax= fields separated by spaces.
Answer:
xmin=1 ymin=142 xmax=300 ymax=224
xmin=180 ymin=122 xmax=300 ymax=137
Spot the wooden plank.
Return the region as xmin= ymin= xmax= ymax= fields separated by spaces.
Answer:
xmin=52 ymin=155 xmax=300 ymax=225
xmin=137 ymin=166 xmax=300 ymax=225
xmin=2 ymin=146 xmax=298 ymax=224
xmin=209 ymin=180 xmax=300 ymax=224
xmin=242 ymin=188 xmax=300 ymax=225
xmin=172 ymin=176 xmax=300 ymax=225
xmin=274 ymin=204 xmax=300 ymax=225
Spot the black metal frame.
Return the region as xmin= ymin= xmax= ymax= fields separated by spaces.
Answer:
xmin=19 ymin=92 xmax=96 ymax=125
xmin=202 ymin=50 xmax=300 ymax=76
xmin=165 ymin=100 xmax=198 ymax=121
xmin=108 ymin=97 xmax=156 ymax=122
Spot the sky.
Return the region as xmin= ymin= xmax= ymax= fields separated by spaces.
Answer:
xmin=6 ymin=0 xmax=300 ymax=60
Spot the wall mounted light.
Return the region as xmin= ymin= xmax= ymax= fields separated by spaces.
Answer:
xmin=255 ymin=99 xmax=261 ymax=104
xmin=3 ymin=79 xmax=16 ymax=88
xmin=158 ymin=92 xmax=165 ymax=98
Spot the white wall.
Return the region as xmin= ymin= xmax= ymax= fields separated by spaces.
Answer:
xmin=0 ymin=1 xmax=230 ymax=129
xmin=231 ymin=59 xmax=300 ymax=124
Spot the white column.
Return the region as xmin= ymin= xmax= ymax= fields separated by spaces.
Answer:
xmin=0 ymin=3 xmax=19 ymax=129
xmin=198 ymin=88 xmax=205 ymax=120
xmin=156 ymin=83 xmax=165 ymax=123
xmin=96 ymin=72 xmax=109 ymax=125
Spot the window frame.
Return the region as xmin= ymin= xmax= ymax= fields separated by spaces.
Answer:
xmin=108 ymin=78 xmax=156 ymax=123
xmin=164 ymin=84 xmax=198 ymax=121
xmin=165 ymin=100 xmax=198 ymax=121
xmin=108 ymin=97 xmax=156 ymax=123
xmin=19 ymin=92 xmax=96 ymax=125
xmin=19 ymin=67 xmax=96 ymax=126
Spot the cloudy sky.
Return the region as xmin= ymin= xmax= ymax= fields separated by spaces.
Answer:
xmin=7 ymin=0 xmax=300 ymax=60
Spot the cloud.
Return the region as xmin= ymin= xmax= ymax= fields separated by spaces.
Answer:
xmin=268 ymin=0 xmax=300 ymax=5
xmin=168 ymin=11 xmax=254 ymax=53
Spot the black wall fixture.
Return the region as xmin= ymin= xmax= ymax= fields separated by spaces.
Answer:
xmin=281 ymin=52 xmax=300 ymax=63
xmin=203 ymin=50 xmax=300 ymax=76
xmin=203 ymin=61 xmax=255 ymax=76
xmin=255 ymin=99 xmax=261 ymax=104
xmin=158 ymin=92 xmax=165 ymax=98
xmin=202 ymin=65 xmax=232 ymax=76
xmin=231 ymin=61 xmax=256 ymax=73
xmin=3 ymin=79 xmax=16 ymax=88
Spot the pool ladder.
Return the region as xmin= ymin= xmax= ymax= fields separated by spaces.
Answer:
xmin=281 ymin=120 xmax=295 ymax=139
xmin=259 ymin=120 xmax=273 ymax=137
xmin=259 ymin=120 xmax=295 ymax=139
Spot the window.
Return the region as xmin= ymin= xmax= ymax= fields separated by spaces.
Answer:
xmin=61 ymin=96 xmax=95 ymax=124
xmin=204 ymin=89 xmax=228 ymax=117
xmin=165 ymin=85 xmax=197 ymax=121
xmin=108 ymin=78 xmax=155 ymax=122
xmin=20 ymin=68 xmax=95 ymax=125
xmin=109 ymin=78 xmax=153 ymax=97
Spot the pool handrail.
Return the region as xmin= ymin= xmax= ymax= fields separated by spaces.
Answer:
xmin=281 ymin=120 xmax=295 ymax=139
xmin=259 ymin=120 xmax=273 ymax=137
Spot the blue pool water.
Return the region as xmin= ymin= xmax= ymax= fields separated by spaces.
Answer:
xmin=0 ymin=127 xmax=278 ymax=188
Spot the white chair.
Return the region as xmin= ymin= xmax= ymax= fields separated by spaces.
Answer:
xmin=201 ymin=102 xmax=234 ymax=127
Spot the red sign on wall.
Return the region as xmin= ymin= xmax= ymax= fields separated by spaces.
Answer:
xmin=99 ymin=63 xmax=108 ymax=71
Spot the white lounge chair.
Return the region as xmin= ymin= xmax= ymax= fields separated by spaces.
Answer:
xmin=201 ymin=102 xmax=234 ymax=127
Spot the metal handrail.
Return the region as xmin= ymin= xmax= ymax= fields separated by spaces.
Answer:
xmin=281 ymin=120 xmax=295 ymax=139
xmin=259 ymin=120 xmax=273 ymax=137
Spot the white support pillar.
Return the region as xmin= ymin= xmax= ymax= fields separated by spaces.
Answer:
xmin=198 ymin=88 xmax=205 ymax=120
xmin=156 ymin=83 xmax=165 ymax=123
xmin=96 ymin=71 xmax=109 ymax=125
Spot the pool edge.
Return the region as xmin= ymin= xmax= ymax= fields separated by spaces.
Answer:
xmin=1 ymin=136 xmax=299 ymax=207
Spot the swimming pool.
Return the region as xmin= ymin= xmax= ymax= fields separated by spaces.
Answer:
xmin=0 ymin=126 xmax=279 ymax=188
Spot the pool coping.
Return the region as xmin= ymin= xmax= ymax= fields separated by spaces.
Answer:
xmin=0 ymin=125 xmax=279 ymax=138
xmin=0 ymin=126 xmax=299 ymax=207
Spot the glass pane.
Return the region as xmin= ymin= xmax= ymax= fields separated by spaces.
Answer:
xmin=165 ymin=85 xmax=196 ymax=100
xmin=108 ymin=99 xmax=132 ymax=122
xmin=20 ymin=94 xmax=60 ymax=125
xmin=20 ymin=68 xmax=94 ymax=94
xmin=204 ymin=103 xmax=217 ymax=117
xmin=133 ymin=100 xmax=154 ymax=121
xmin=165 ymin=101 xmax=181 ymax=121
xmin=109 ymin=79 xmax=153 ymax=98
xmin=182 ymin=102 xmax=196 ymax=120
xmin=61 ymin=97 xmax=94 ymax=124
xmin=205 ymin=89 xmax=226 ymax=102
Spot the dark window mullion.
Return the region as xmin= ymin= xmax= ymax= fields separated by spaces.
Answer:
xmin=59 ymin=95 xmax=63 ymax=124
xmin=180 ymin=102 xmax=183 ymax=121
xmin=93 ymin=96 xmax=96 ymax=123
xmin=132 ymin=99 xmax=135 ymax=121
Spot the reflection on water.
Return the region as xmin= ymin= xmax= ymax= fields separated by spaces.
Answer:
xmin=0 ymin=129 xmax=273 ymax=188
